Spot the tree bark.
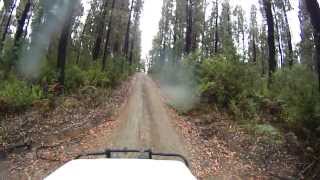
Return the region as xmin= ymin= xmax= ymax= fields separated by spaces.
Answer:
xmin=14 ymin=0 xmax=31 ymax=46
xmin=76 ymin=21 xmax=88 ymax=64
xmin=202 ymin=0 xmax=207 ymax=56
xmin=92 ymin=0 xmax=109 ymax=61
xmin=214 ymin=0 xmax=219 ymax=54
xmin=102 ymin=0 xmax=116 ymax=71
xmin=264 ymin=0 xmax=276 ymax=86
xmin=7 ymin=0 xmax=32 ymax=71
xmin=57 ymin=1 xmax=76 ymax=86
xmin=0 ymin=0 xmax=18 ymax=51
xmin=305 ymin=0 xmax=320 ymax=91
xmin=23 ymin=3 xmax=33 ymax=39
xmin=281 ymin=0 xmax=294 ymax=67
xmin=252 ymin=33 xmax=257 ymax=63
xmin=185 ymin=0 xmax=192 ymax=54
xmin=123 ymin=0 xmax=135 ymax=58
xmin=272 ymin=4 xmax=283 ymax=66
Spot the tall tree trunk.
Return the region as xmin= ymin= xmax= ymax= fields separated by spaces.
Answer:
xmin=92 ymin=0 xmax=109 ymax=61
xmin=57 ymin=1 xmax=76 ymax=86
xmin=272 ymin=4 xmax=283 ymax=66
xmin=8 ymin=0 xmax=32 ymax=71
xmin=185 ymin=0 xmax=192 ymax=54
xmin=0 ymin=6 xmax=7 ymax=33
xmin=14 ymin=0 xmax=31 ymax=46
xmin=264 ymin=0 xmax=276 ymax=86
xmin=123 ymin=0 xmax=135 ymax=58
xmin=23 ymin=3 xmax=33 ymax=39
xmin=76 ymin=22 xmax=88 ymax=64
xmin=201 ymin=0 xmax=206 ymax=56
xmin=242 ymin=24 xmax=245 ymax=60
xmin=0 ymin=0 xmax=18 ymax=51
xmin=173 ymin=15 xmax=178 ymax=63
xmin=252 ymin=33 xmax=257 ymax=63
xmin=305 ymin=0 xmax=320 ymax=91
xmin=102 ymin=0 xmax=116 ymax=71
xmin=214 ymin=0 xmax=219 ymax=54
xmin=129 ymin=39 xmax=134 ymax=65
xmin=281 ymin=0 xmax=294 ymax=67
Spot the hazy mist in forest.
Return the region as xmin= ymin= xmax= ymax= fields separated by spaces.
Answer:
xmin=18 ymin=1 xmax=72 ymax=79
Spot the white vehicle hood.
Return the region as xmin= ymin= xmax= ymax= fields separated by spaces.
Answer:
xmin=45 ymin=159 xmax=197 ymax=180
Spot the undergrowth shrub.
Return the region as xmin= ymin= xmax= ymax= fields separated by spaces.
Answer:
xmin=198 ymin=57 xmax=320 ymax=133
xmin=271 ymin=65 xmax=320 ymax=131
xmin=199 ymin=55 xmax=266 ymax=120
xmin=64 ymin=65 xmax=86 ymax=90
xmin=85 ymin=65 xmax=110 ymax=88
xmin=0 ymin=78 xmax=43 ymax=110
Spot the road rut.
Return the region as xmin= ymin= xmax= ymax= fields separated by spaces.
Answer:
xmin=109 ymin=73 xmax=188 ymax=158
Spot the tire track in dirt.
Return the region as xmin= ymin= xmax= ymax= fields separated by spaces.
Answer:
xmin=108 ymin=73 xmax=188 ymax=159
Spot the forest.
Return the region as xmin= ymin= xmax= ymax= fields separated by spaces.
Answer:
xmin=0 ymin=0 xmax=143 ymax=112
xmin=148 ymin=0 xmax=320 ymax=178
xmin=0 ymin=0 xmax=320 ymax=179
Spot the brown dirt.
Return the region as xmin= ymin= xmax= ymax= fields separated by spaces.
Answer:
xmin=0 ymin=76 xmax=133 ymax=179
xmin=165 ymin=103 xmax=303 ymax=179
xmin=0 ymin=73 xmax=304 ymax=179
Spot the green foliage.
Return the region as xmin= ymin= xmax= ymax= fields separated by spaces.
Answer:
xmin=0 ymin=78 xmax=43 ymax=109
xmin=85 ymin=65 xmax=110 ymax=88
xmin=271 ymin=65 xmax=320 ymax=130
xmin=64 ymin=65 xmax=86 ymax=90
xmin=198 ymin=57 xmax=320 ymax=132
xmin=199 ymin=55 xmax=265 ymax=109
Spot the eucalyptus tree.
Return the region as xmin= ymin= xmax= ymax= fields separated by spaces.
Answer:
xmin=219 ymin=0 xmax=235 ymax=56
xmin=123 ymin=0 xmax=135 ymax=59
xmin=304 ymin=0 xmax=320 ymax=90
xmin=0 ymin=0 xmax=18 ymax=51
xmin=263 ymin=0 xmax=276 ymax=85
xmin=57 ymin=0 xmax=81 ymax=85
xmin=233 ymin=5 xmax=246 ymax=60
xmin=299 ymin=0 xmax=315 ymax=69
xmin=102 ymin=0 xmax=116 ymax=70
xmin=92 ymin=0 xmax=109 ymax=61
xmin=248 ymin=5 xmax=258 ymax=63
xmin=128 ymin=0 xmax=143 ymax=65
xmin=278 ymin=0 xmax=294 ymax=67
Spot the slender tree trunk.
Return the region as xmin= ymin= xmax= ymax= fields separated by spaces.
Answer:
xmin=7 ymin=0 xmax=32 ymax=71
xmin=272 ymin=4 xmax=283 ymax=66
xmin=129 ymin=39 xmax=134 ymax=65
xmin=305 ymin=0 xmax=320 ymax=91
xmin=185 ymin=0 xmax=192 ymax=54
xmin=102 ymin=0 xmax=116 ymax=71
xmin=214 ymin=0 xmax=219 ymax=54
xmin=123 ymin=0 xmax=135 ymax=58
xmin=92 ymin=0 xmax=109 ymax=61
xmin=57 ymin=1 xmax=76 ymax=86
xmin=0 ymin=7 xmax=7 ymax=34
xmin=252 ymin=33 xmax=257 ymax=63
xmin=76 ymin=22 xmax=88 ymax=64
xmin=202 ymin=0 xmax=207 ymax=56
xmin=14 ymin=0 xmax=31 ymax=46
xmin=242 ymin=25 xmax=245 ymax=60
xmin=264 ymin=0 xmax=276 ymax=86
xmin=173 ymin=15 xmax=178 ymax=63
xmin=281 ymin=0 xmax=294 ymax=67
xmin=23 ymin=3 xmax=33 ymax=39
xmin=0 ymin=0 xmax=18 ymax=51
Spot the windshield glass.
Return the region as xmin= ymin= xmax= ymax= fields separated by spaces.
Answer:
xmin=0 ymin=0 xmax=320 ymax=179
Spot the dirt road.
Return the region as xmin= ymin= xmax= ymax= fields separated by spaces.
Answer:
xmin=2 ymin=73 xmax=302 ymax=179
xmin=108 ymin=73 xmax=188 ymax=157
